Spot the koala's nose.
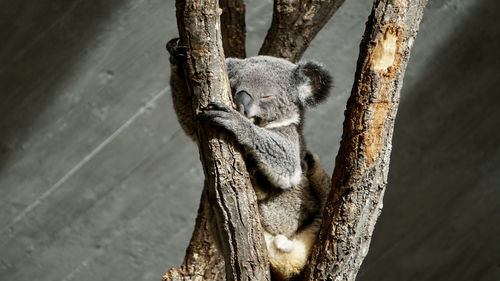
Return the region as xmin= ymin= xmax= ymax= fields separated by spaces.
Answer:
xmin=234 ymin=90 xmax=252 ymax=116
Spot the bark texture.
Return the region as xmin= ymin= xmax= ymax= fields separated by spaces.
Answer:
xmin=220 ymin=0 xmax=246 ymax=58
xmin=303 ymin=0 xmax=428 ymax=280
xmin=162 ymin=0 xmax=269 ymax=280
xmin=259 ymin=0 xmax=345 ymax=63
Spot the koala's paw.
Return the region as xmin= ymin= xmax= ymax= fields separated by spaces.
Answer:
xmin=166 ymin=37 xmax=188 ymax=65
xmin=274 ymin=235 xmax=295 ymax=253
xmin=200 ymin=102 xmax=241 ymax=130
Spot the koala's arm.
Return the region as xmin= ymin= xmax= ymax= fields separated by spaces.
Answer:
xmin=202 ymin=103 xmax=302 ymax=188
xmin=248 ymin=126 xmax=302 ymax=188
xmin=167 ymin=38 xmax=197 ymax=142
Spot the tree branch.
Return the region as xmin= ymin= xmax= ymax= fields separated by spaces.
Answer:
xmin=164 ymin=0 xmax=428 ymax=279
xmin=303 ymin=0 xmax=428 ymax=280
xmin=220 ymin=0 xmax=246 ymax=58
xmin=259 ymin=0 xmax=345 ymax=63
xmin=163 ymin=0 xmax=269 ymax=280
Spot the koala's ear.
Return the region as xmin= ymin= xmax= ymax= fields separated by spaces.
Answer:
xmin=294 ymin=62 xmax=333 ymax=107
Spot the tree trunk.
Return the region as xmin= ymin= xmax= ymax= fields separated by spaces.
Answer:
xmin=163 ymin=0 xmax=269 ymax=280
xmin=303 ymin=0 xmax=428 ymax=280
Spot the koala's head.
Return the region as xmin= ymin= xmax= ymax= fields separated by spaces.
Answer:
xmin=226 ymin=56 xmax=332 ymax=128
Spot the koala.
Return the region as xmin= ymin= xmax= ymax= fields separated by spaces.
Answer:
xmin=167 ymin=38 xmax=332 ymax=280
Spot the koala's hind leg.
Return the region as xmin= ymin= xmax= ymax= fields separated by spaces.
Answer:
xmin=166 ymin=38 xmax=197 ymax=141
xmin=304 ymin=151 xmax=331 ymax=203
xmin=264 ymin=225 xmax=319 ymax=280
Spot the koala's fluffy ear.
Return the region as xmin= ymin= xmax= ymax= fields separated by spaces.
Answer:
xmin=294 ymin=62 xmax=333 ymax=107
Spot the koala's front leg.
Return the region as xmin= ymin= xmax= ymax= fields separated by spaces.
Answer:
xmin=202 ymin=102 xmax=302 ymax=189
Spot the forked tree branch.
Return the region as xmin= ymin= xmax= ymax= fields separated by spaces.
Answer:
xmin=164 ymin=0 xmax=428 ymax=280
xmin=162 ymin=0 xmax=269 ymax=280
xmin=259 ymin=0 xmax=345 ymax=63
xmin=303 ymin=0 xmax=428 ymax=280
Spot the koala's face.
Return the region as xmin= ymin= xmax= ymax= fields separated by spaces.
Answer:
xmin=226 ymin=56 xmax=332 ymax=128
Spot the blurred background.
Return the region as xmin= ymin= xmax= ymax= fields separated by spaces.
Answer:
xmin=0 ymin=0 xmax=499 ymax=280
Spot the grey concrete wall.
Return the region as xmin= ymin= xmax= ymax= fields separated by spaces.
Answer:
xmin=0 ymin=0 xmax=498 ymax=280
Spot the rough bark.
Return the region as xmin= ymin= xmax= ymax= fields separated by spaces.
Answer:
xmin=303 ymin=0 xmax=428 ymax=280
xmin=219 ymin=0 xmax=246 ymax=58
xmin=162 ymin=0 xmax=269 ymax=280
xmin=259 ymin=0 xmax=345 ymax=63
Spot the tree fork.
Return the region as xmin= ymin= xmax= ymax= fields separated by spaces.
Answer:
xmin=303 ymin=0 xmax=428 ymax=280
xmin=163 ymin=0 xmax=428 ymax=279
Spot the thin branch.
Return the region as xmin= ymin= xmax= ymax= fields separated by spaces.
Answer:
xmin=220 ymin=0 xmax=246 ymax=58
xmin=303 ymin=0 xmax=429 ymax=280
xmin=259 ymin=0 xmax=345 ymax=63
xmin=163 ymin=0 xmax=269 ymax=280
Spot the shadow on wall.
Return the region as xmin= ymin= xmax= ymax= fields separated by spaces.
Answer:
xmin=359 ymin=0 xmax=500 ymax=280
xmin=0 ymin=0 xmax=127 ymax=172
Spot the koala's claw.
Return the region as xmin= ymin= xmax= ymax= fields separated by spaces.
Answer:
xmin=199 ymin=102 xmax=239 ymax=130
xmin=166 ymin=37 xmax=188 ymax=64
